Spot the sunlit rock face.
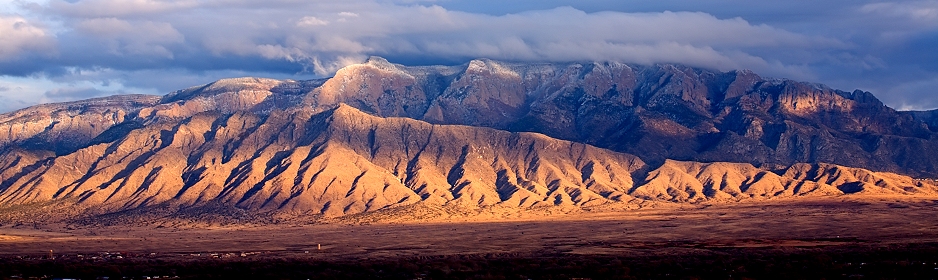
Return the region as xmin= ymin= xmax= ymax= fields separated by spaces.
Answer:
xmin=297 ymin=58 xmax=937 ymax=177
xmin=0 ymin=95 xmax=160 ymax=155
xmin=1 ymin=57 xmax=938 ymax=221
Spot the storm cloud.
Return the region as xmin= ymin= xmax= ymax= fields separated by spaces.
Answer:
xmin=0 ymin=0 xmax=936 ymax=111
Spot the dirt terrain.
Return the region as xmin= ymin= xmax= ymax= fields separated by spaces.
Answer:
xmin=2 ymin=196 xmax=938 ymax=278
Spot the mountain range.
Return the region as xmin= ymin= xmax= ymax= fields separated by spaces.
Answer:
xmin=1 ymin=57 xmax=937 ymax=222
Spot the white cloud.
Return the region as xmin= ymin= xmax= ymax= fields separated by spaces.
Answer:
xmin=10 ymin=1 xmax=850 ymax=76
xmin=134 ymin=4 xmax=843 ymax=76
xmin=73 ymin=17 xmax=184 ymax=58
xmin=0 ymin=75 xmax=59 ymax=112
xmin=860 ymin=1 xmax=938 ymax=22
xmin=46 ymin=0 xmax=201 ymax=17
xmin=0 ymin=72 xmax=166 ymax=112
xmin=297 ymin=16 xmax=329 ymax=27
xmin=0 ymin=14 xmax=55 ymax=61
xmin=857 ymin=1 xmax=938 ymax=41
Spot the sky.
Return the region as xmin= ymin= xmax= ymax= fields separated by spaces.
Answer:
xmin=0 ymin=0 xmax=937 ymax=112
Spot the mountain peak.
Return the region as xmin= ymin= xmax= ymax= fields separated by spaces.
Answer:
xmin=363 ymin=56 xmax=396 ymax=70
xmin=465 ymin=58 xmax=520 ymax=78
xmin=161 ymin=77 xmax=283 ymax=104
xmin=333 ymin=56 xmax=411 ymax=80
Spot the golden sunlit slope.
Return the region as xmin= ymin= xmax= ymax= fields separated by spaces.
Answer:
xmin=632 ymin=160 xmax=938 ymax=202
xmin=0 ymin=104 xmax=936 ymax=223
xmin=3 ymin=58 xmax=938 ymax=224
xmin=0 ymin=104 xmax=646 ymax=219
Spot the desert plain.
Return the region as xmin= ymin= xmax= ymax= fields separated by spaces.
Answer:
xmin=3 ymin=196 xmax=938 ymax=279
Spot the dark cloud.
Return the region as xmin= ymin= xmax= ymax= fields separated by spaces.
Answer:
xmin=864 ymin=74 xmax=938 ymax=111
xmin=0 ymin=0 xmax=936 ymax=110
xmin=4 ymin=2 xmax=845 ymax=76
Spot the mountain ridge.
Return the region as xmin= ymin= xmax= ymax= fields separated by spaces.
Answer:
xmin=0 ymin=104 xmax=936 ymax=223
xmin=1 ymin=57 xmax=937 ymax=222
xmin=10 ymin=57 xmax=930 ymax=176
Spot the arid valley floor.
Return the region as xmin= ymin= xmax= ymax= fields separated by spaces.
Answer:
xmin=3 ymin=196 xmax=938 ymax=279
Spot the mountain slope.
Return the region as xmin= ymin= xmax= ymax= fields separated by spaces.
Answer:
xmin=289 ymin=57 xmax=938 ymax=177
xmin=1 ymin=57 xmax=937 ymax=222
xmin=1 ymin=104 xmax=936 ymax=222
xmin=4 ymin=58 xmax=936 ymax=177
xmin=0 ymin=95 xmax=160 ymax=155
xmin=0 ymin=105 xmax=648 ymax=217
xmin=906 ymin=109 xmax=938 ymax=132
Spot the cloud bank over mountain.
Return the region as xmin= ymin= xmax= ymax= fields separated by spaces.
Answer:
xmin=0 ymin=0 xmax=936 ymax=112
